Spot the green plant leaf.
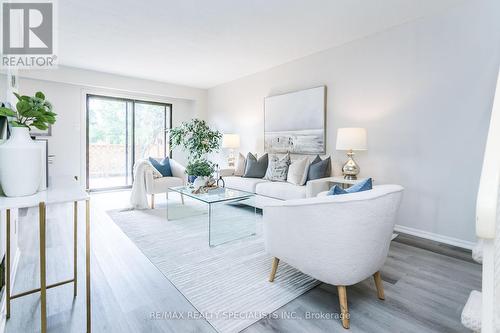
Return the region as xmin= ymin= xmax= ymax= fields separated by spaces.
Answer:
xmin=31 ymin=121 xmax=48 ymax=130
xmin=168 ymin=118 xmax=222 ymax=161
xmin=6 ymin=91 xmax=54 ymax=130
xmin=0 ymin=107 xmax=16 ymax=117
xmin=185 ymin=159 xmax=215 ymax=177
xmin=22 ymin=110 xmax=43 ymax=118
xmin=16 ymin=100 xmax=31 ymax=114
xmin=9 ymin=121 xmax=27 ymax=128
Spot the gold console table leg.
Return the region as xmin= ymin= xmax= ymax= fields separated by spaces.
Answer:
xmin=74 ymin=201 xmax=78 ymax=297
xmin=4 ymin=199 xmax=89 ymax=333
xmin=5 ymin=209 xmax=11 ymax=319
xmin=86 ymin=199 xmax=91 ymax=332
xmin=39 ymin=202 xmax=47 ymax=333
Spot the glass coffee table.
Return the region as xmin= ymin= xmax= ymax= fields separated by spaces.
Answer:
xmin=167 ymin=186 xmax=257 ymax=247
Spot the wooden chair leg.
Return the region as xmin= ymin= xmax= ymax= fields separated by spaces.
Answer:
xmin=151 ymin=194 xmax=155 ymax=209
xmin=373 ymin=271 xmax=385 ymax=300
xmin=337 ymin=286 xmax=349 ymax=329
xmin=269 ymin=257 xmax=280 ymax=282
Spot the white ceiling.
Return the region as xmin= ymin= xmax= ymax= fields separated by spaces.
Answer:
xmin=58 ymin=0 xmax=462 ymax=89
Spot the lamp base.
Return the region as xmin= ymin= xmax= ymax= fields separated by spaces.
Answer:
xmin=227 ymin=149 xmax=235 ymax=167
xmin=342 ymin=151 xmax=360 ymax=180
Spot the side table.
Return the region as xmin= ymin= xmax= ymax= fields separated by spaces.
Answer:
xmin=0 ymin=182 xmax=91 ymax=333
xmin=324 ymin=176 xmax=372 ymax=189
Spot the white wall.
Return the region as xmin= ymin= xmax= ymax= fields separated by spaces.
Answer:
xmin=206 ymin=0 xmax=500 ymax=245
xmin=15 ymin=66 xmax=207 ymax=185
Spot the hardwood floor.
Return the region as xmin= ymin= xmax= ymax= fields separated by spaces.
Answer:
xmin=4 ymin=190 xmax=480 ymax=332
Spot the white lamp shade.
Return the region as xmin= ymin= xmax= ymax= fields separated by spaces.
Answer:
xmin=336 ymin=128 xmax=367 ymax=151
xmin=222 ymin=134 xmax=240 ymax=149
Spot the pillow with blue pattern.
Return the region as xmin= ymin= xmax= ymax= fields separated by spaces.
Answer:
xmin=327 ymin=178 xmax=373 ymax=196
xmin=149 ymin=157 xmax=173 ymax=177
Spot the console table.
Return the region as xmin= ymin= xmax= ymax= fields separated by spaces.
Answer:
xmin=0 ymin=182 xmax=91 ymax=333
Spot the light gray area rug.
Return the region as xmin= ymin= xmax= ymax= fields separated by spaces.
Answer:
xmin=107 ymin=201 xmax=319 ymax=333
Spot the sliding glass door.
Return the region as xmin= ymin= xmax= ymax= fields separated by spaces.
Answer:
xmin=134 ymin=101 xmax=168 ymax=162
xmin=86 ymin=95 xmax=171 ymax=191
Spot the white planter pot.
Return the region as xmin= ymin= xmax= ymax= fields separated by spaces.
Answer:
xmin=0 ymin=127 xmax=42 ymax=197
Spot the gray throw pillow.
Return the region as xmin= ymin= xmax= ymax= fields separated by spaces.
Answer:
xmin=243 ymin=153 xmax=268 ymax=178
xmin=307 ymin=156 xmax=331 ymax=181
xmin=264 ymin=153 xmax=291 ymax=181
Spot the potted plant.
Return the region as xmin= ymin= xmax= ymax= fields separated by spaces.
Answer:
xmin=185 ymin=159 xmax=216 ymax=187
xmin=169 ymin=119 xmax=222 ymax=184
xmin=0 ymin=91 xmax=56 ymax=197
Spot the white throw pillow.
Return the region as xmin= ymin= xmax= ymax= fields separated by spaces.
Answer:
xmin=234 ymin=153 xmax=246 ymax=176
xmin=287 ymin=157 xmax=309 ymax=185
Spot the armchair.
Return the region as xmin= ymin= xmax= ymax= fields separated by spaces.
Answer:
xmin=145 ymin=158 xmax=187 ymax=208
xmin=263 ymin=185 xmax=404 ymax=329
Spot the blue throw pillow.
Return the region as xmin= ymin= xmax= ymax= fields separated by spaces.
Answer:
xmin=243 ymin=153 xmax=269 ymax=178
xmin=307 ymin=155 xmax=331 ymax=181
xmin=327 ymin=184 xmax=347 ymax=195
xmin=327 ymin=178 xmax=373 ymax=196
xmin=149 ymin=157 xmax=172 ymax=177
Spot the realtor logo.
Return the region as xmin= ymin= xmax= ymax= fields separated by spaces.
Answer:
xmin=1 ymin=1 xmax=57 ymax=68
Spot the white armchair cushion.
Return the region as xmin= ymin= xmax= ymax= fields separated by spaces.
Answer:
xmin=150 ymin=177 xmax=183 ymax=194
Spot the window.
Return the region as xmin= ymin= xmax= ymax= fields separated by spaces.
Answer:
xmin=86 ymin=95 xmax=172 ymax=191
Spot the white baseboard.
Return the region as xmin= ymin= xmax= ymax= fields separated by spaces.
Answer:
xmin=394 ymin=225 xmax=475 ymax=250
xmin=0 ymin=248 xmax=21 ymax=333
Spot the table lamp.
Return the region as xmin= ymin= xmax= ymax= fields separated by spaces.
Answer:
xmin=222 ymin=134 xmax=240 ymax=167
xmin=336 ymin=128 xmax=367 ymax=180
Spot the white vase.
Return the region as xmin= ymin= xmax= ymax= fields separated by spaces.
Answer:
xmin=193 ymin=176 xmax=207 ymax=190
xmin=0 ymin=127 xmax=42 ymax=197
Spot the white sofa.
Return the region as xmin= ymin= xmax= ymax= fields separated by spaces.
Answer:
xmin=263 ymin=185 xmax=404 ymax=329
xmin=221 ymin=170 xmax=333 ymax=208
xmin=145 ymin=158 xmax=187 ymax=208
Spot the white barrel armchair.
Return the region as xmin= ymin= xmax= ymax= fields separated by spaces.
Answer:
xmin=145 ymin=158 xmax=187 ymax=208
xmin=263 ymin=185 xmax=404 ymax=329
